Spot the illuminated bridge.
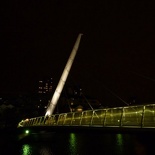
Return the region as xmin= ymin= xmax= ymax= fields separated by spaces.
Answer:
xmin=18 ymin=103 xmax=155 ymax=130
xmin=17 ymin=34 xmax=155 ymax=132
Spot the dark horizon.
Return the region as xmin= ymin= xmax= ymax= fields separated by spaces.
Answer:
xmin=1 ymin=0 xmax=155 ymax=106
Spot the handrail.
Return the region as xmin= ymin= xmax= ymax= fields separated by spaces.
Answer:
xmin=18 ymin=103 xmax=155 ymax=128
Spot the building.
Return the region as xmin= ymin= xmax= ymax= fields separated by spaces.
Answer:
xmin=38 ymin=78 xmax=53 ymax=94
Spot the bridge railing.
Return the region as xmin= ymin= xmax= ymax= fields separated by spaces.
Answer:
xmin=18 ymin=103 xmax=155 ymax=128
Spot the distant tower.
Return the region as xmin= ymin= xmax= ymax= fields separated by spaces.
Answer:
xmin=38 ymin=78 xmax=53 ymax=94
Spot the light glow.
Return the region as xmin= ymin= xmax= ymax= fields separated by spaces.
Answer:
xmin=45 ymin=110 xmax=51 ymax=117
xmin=25 ymin=130 xmax=30 ymax=134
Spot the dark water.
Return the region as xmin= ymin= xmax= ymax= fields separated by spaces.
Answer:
xmin=0 ymin=129 xmax=155 ymax=155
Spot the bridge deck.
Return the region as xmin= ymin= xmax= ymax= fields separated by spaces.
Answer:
xmin=18 ymin=103 xmax=155 ymax=129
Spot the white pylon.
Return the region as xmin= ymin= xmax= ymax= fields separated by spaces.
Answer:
xmin=45 ymin=33 xmax=83 ymax=116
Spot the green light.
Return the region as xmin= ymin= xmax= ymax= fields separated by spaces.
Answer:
xmin=69 ymin=133 xmax=77 ymax=155
xmin=22 ymin=144 xmax=32 ymax=155
xmin=25 ymin=130 xmax=30 ymax=134
xmin=116 ymin=134 xmax=123 ymax=154
xmin=117 ymin=134 xmax=123 ymax=145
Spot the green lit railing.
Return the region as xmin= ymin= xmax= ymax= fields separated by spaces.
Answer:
xmin=18 ymin=104 xmax=155 ymax=128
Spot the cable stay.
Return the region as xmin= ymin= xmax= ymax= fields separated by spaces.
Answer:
xmin=102 ymin=84 xmax=129 ymax=106
xmin=131 ymin=71 xmax=155 ymax=82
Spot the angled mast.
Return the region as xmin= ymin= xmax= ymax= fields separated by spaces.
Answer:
xmin=45 ymin=33 xmax=83 ymax=116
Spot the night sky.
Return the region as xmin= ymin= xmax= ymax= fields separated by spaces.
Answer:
xmin=1 ymin=0 xmax=155 ymax=107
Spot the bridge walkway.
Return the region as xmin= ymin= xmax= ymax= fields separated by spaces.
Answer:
xmin=18 ymin=103 xmax=155 ymax=129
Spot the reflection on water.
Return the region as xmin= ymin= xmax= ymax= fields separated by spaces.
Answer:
xmin=18 ymin=133 xmax=149 ymax=155
xmin=22 ymin=144 xmax=32 ymax=155
xmin=12 ymin=132 xmax=155 ymax=155
xmin=21 ymin=143 xmax=54 ymax=155
xmin=39 ymin=146 xmax=53 ymax=155
xmin=116 ymin=134 xmax=123 ymax=146
xmin=116 ymin=134 xmax=123 ymax=154
xmin=69 ymin=133 xmax=77 ymax=155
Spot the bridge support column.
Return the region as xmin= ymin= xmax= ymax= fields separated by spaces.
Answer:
xmin=80 ymin=112 xmax=84 ymax=125
xmin=63 ymin=114 xmax=67 ymax=125
xmin=71 ymin=113 xmax=75 ymax=125
xmin=103 ymin=109 xmax=107 ymax=127
xmin=90 ymin=111 xmax=95 ymax=126
xmin=141 ymin=106 xmax=145 ymax=128
xmin=120 ymin=108 xmax=124 ymax=127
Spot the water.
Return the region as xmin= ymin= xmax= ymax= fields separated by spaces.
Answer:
xmin=0 ymin=129 xmax=154 ymax=155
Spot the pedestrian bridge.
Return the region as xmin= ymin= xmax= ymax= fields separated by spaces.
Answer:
xmin=18 ymin=103 xmax=155 ymax=129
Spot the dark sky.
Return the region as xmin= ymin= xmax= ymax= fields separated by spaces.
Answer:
xmin=1 ymin=0 xmax=155 ymax=106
